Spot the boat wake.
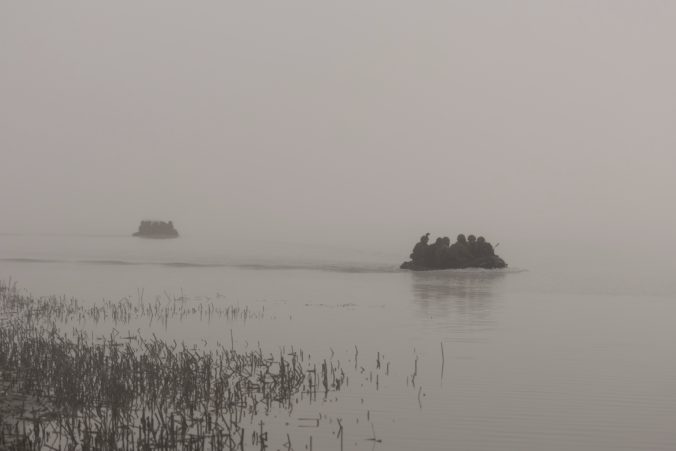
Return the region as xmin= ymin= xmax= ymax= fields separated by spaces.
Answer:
xmin=0 ymin=257 xmax=399 ymax=274
xmin=1 ymin=257 xmax=527 ymax=275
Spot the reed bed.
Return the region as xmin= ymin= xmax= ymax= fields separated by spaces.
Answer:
xmin=0 ymin=283 xmax=321 ymax=450
xmin=0 ymin=282 xmax=397 ymax=450
xmin=3 ymin=290 xmax=261 ymax=331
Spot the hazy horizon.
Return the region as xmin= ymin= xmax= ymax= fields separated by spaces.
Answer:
xmin=2 ymin=1 xmax=675 ymax=270
xmin=4 ymin=5 xmax=676 ymax=448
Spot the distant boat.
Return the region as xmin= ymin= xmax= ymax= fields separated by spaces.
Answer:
xmin=400 ymin=233 xmax=507 ymax=270
xmin=132 ymin=220 xmax=179 ymax=239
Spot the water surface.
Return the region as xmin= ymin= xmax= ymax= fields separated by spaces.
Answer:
xmin=1 ymin=235 xmax=675 ymax=450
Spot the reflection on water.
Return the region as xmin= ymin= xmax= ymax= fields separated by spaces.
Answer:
xmin=410 ymin=269 xmax=507 ymax=320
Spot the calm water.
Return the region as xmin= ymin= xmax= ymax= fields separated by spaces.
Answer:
xmin=2 ymin=234 xmax=676 ymax=450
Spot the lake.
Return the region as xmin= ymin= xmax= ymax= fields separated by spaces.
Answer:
xmin=1 ymin=234 xmax=675 ymax=450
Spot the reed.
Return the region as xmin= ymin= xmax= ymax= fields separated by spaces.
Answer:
xmin=0 ymin=283 xmax=306 ymax=450
xmin=0 ymin=281 xmax=395 ymax=450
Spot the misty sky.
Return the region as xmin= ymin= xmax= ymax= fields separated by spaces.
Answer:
xmin=2 ymin=1 xmax=675 ymax=265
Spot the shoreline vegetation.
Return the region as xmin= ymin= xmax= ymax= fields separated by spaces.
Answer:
xmin=0 ymin=281 xmax=397 ymax=450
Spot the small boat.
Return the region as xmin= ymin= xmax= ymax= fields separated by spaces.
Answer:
xmin=400 ymin=233 xmax=507 ymax=270
xmin=132 ymin=220 xmax=179 ymax=239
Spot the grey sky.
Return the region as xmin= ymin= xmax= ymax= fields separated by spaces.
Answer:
xmin=2 ymin=1 xmax=675 ymax=266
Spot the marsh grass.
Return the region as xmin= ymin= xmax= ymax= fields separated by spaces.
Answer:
xmin=0 ymin=283 xmax=313 ymax=450
xmin=0 ymin=281 xmax=399 ymax=450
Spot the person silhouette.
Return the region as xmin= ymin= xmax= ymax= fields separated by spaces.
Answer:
xmin=410 ymin=233 xmax=430 ymax=264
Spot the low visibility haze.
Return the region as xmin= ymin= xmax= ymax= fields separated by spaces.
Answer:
xmin=2 ymin=1 xmax=675 ymax=268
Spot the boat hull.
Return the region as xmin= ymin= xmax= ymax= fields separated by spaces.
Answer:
xmin=400 ymin=255 xmax=507 ymax=271
xmin=132 ymin=232 xmax=179 ymax=239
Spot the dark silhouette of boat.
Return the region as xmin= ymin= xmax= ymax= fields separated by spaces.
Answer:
xmin=400 ymin=255 xmax=507 ymax=271
xmin=132 ymin=220 xmax=179 ymax=239
xmin=400 ymin=233 xmax=507 ymax=270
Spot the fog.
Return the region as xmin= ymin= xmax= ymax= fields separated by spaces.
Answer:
xmin=2 ymin=1 xmax=675 ymax=269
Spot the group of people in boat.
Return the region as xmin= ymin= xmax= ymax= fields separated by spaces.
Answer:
xmin=135 ymin=220 xmax=178 ymax=236
xmin=403 ymin=232 xmax=503 ymax=269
